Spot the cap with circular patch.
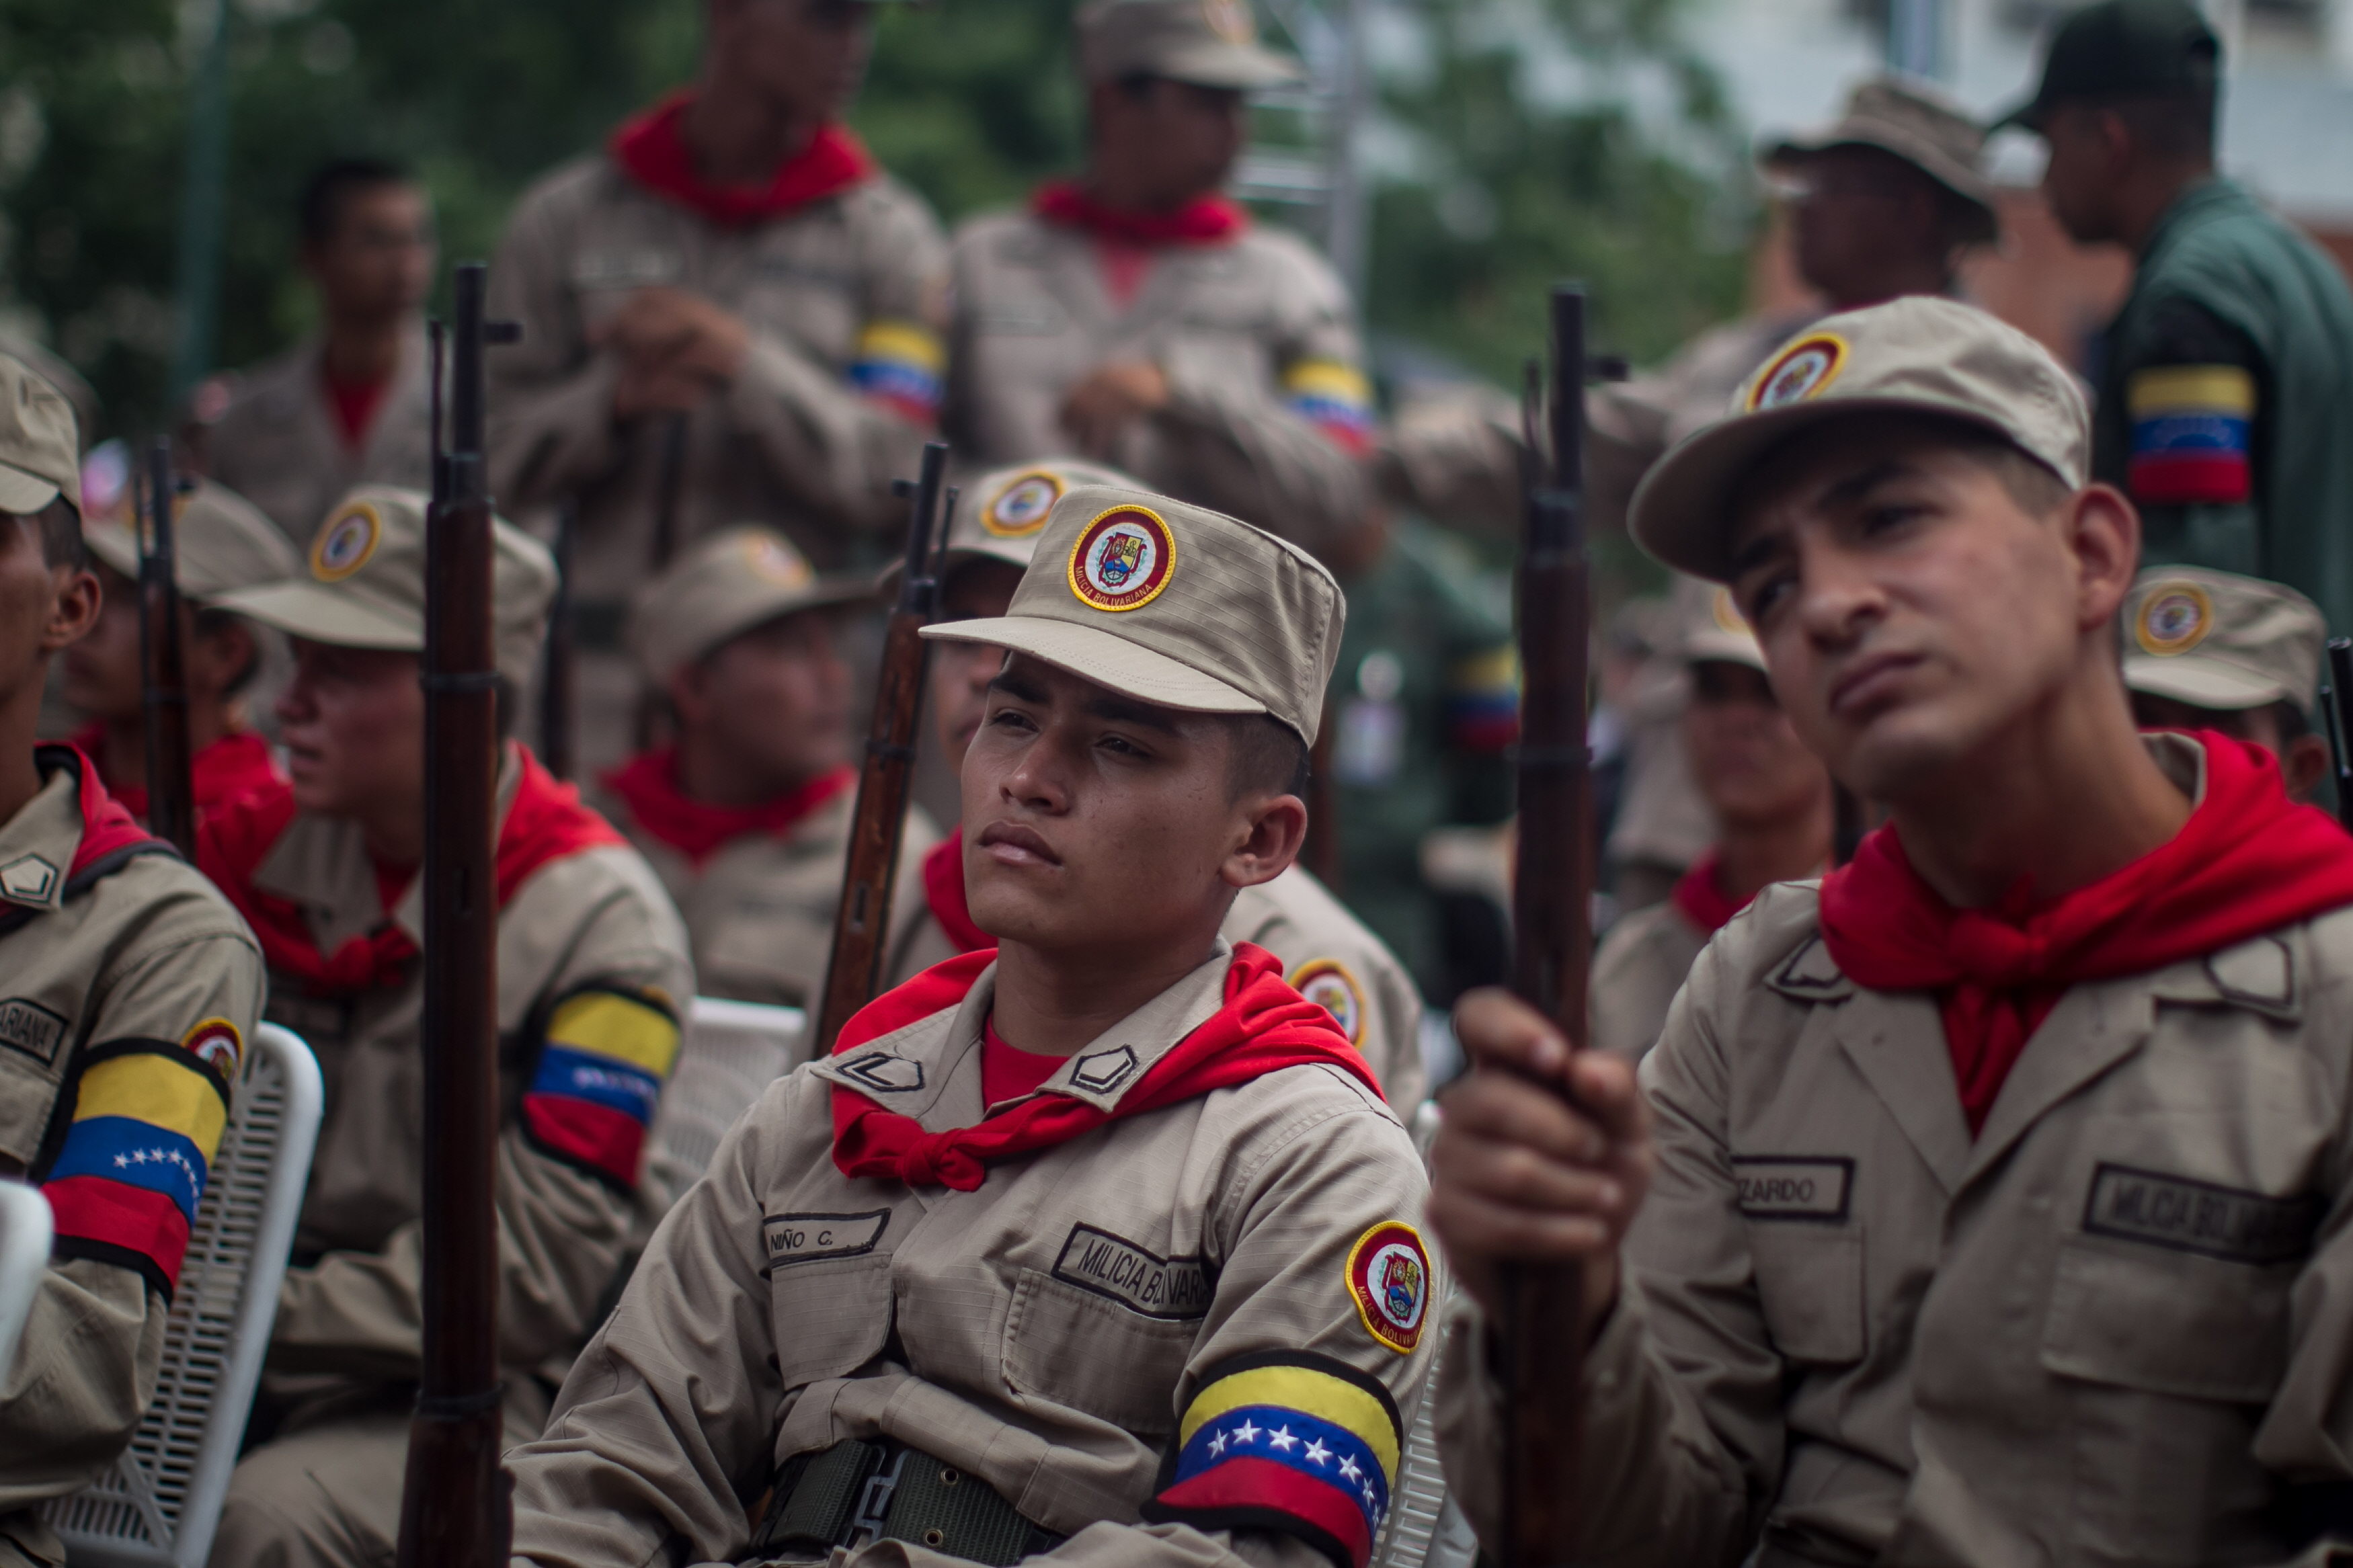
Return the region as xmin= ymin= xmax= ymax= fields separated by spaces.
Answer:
xmin=1763 ymin=75 xmax=1999 ymax=246
xmin=83 ymin=479 xmax=299 ymax=605
xmin=2121 ymin=565 xmax=2324 ymax=719
xmin=0 ymin=353 xmax=81 ymax=517
xmin=1629 ymin=296 xmax=2090 ymax=584
xmin=1676 ymin=576 xmax=1766 ymax=671
xmin=630 ymin=526 xmax=875 ymax=686
xmin=208 ymin=485 xmax=557 ymax=689
xmin=884 ymin=458 xmax=1147 ymax=597
xmin=920 ymin=485 xmax=1344 ymax=745
xmin=1077 ymin=0 xmax=1300 ymax=89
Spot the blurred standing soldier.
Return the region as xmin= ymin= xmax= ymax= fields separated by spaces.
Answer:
xmin=1588 ymin=582 xmax=1831 ymax=1062
xmin=61 ymin=481 xmax=296 ymax=823
xmin=2122 ymin=565 xmax=2332 ymax=802
xmin=2009 ymin=0 xmax=2353 ymax=634
xmin=204 ymin=160 xmax=438 ymax=545
xmin=944 ymin=0 xmax=1376 ymax=561
xmin=0 ymin=355 xmax=265 ymax=1568
xmin=489 ymin=0 xmax=949 ymax=777
xmin=597 ymin=526 xmax=938 ymax=1018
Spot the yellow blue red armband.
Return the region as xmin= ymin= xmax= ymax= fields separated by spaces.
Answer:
xmin=42 ymin=1036 xmax=235 ymax=1298
xmin=1142 ymin=1350 xmax=1404 ymax=1568
xmin=848 ymin=319 xmax=945 ymax=425
xmin=2127 ymin=365 xmax=2255 ymax=506
xmin=1445 ymin=645 xmax=1519 ymax=753
xmin=1282 ymin=359 xmax=1374 ymax=454
xmin=521 ymin=987 xmax=681 ymax=1190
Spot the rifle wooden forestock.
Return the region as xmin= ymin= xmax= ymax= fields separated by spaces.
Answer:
xmin=812 ymin=440 xmax=951 ymax=1055
xmin=397 ymin=261 xmax=516 ymax=1568
xmin=138 ymin=439 xmax=194 ymax=856
xmin=2329 ymin=638 xmax=2353 ymax=832
xmin=541 ymin=500 xmax=577 ymax=780
xmin=1502 ymin=285 xmax=1597 ymax=1568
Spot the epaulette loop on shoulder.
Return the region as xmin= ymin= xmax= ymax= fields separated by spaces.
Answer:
xmin=1766 ymin=934 xmax=1854 ymax=1004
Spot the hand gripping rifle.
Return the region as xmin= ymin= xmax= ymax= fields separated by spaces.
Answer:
xmin=813 ymin=441 xmax=954 ymax=1054
xmin=138 ymin=438 xmax=196 ymax=855
xmin=1503 ymin=284 xmax=1608 ymax=1567
xmin=395 ymin=260 xmax=519 ymax=1568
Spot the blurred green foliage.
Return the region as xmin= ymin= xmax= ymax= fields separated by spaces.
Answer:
xmin=0 ymin=0 xmax=1751 ymax=438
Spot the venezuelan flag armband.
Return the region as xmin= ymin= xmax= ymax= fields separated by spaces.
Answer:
xmin=1281 ymin=359 xmax=1375 ymax=455
xmin=1142 ymin=1350 xmax=1404 ymax=1568
xmin=2128 ymin=364 xmax=2256 ymax=507
xmin=847 ymin=319 xmax=945 ymax=426
xmin=520 ymin=987 xmax=682 ymax=1191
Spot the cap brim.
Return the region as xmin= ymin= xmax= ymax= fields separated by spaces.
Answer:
xmin=0 ymin=465 xmax=62 ymax=517
xmin=875 ymin=541 xmax=1037 ymax=595
xmin=208 ymin=581 xmax=422 ymax=651
xmin=920 ymin=615 xmax=1266 ymax=715
xmin=2123 ymin=656 xmax=2299 ymax=714
xmin=1761 ymin=134 xmax=2001 ymax=245
xmin=1152 ymin=41 xmax=1302 ymax=89
xmin=1685 ymin=630 xmax=1766 ymax=670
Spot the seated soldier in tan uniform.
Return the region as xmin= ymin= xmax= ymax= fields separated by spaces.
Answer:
xmin=186 ymin=488 xmax=694 ymax=1568
xmin=891 ymin=459 xmax=1427 ymax=1106
xmin=2121 ymin=565 xmax=2333 ymax=803
xmin=1589 ymin=580 xmax=1831 ymax=1061
xmin=1428 ymin=299 xmax=2353 ymax=1566
xmin=596 ymin=525 xmax=936 ymax=1017
xmin=508 ymin=486 xmax=1436 ymax=1568
xmin=60 ymin=479 xmax=296 ymax=822
xmin=0 ymin=356 xmax=266 ymax=1568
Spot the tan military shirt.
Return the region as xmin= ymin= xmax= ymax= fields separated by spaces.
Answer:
xmin=0 ymin=755 xmax=264 ymax=1565
xmin=252 ymin=750 xmax=693 ymax=1398
xmin=1438 ymin=738 xmax=2353 ymax=1568
xmin=1587 ymin=898 xmax=1708 ymax=1063
xmin=205 ymin=327 xmax=436 ymax=545
xmin=510 ymin=940 xmax=1437 ymax=1568
xmin=944 ymin=212 xmax=1371 ymax=561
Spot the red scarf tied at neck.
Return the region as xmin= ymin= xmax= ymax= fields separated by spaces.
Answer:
xmin=198 ymin=745 xmax=625 ymax=996
xmin=1820 ymin=734 xmax=2353 ymax=1132
xmin=610 ymin=91 xmax=875 ymax=227
xmin=600 ymin=750 xmax=854 ymax=869
xmin=920 ymin=830 xmax=995 ymax=954
xmin=38 ymin=745 xmax=156 ymax=884
xmin=1670 ymin=851 xmax=1753 ymax=936
xmin=1031 ymin=179 xmax=1247 ymax=248
xmin=71 ymin=724 xmax=282 ymax=825
xmin=829 ymin=942 xmax=1380 ymax=1191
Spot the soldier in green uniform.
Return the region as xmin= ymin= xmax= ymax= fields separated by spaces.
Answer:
xmin=2008 ymin=0 xmax=2353 ymax=631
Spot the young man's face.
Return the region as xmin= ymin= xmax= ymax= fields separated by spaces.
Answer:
xmin=1728 ymin=415 xmax=2130 ymax=802
xmin=0 ymin=510 xmax=97 ymax=710
xmin=961 ymin=654 xmax=1283 ymax=956
xmin=1785 ymin=145 xmax=1946 ymax=306
xmin=1682 ymin=659 xmax=1829 ymax=830
xmin=305 ymin=182 xmax=434 ymax=325
xmin=2036 ymin=104 xmax=2123 ymax=246
xmin=275 ymin=640 xmax=424 ymax=827
xmin=674 ymin=609 xmax=851 ymax=790
xmin=711 ymin=0 xmax=875 ymax=123
xmin=928 ymin=560 xmax=1024 ymax=774
xmin=1090 ymin=78 xmax=1248 ymax=210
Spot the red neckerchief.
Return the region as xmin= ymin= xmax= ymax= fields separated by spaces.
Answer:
xmin=600 ymin=750 xmax=854 ymax=869
xmin=610 ymin=92 xmax=874 ymax=226
xmin=1819 ymin=734 xmax=2353 ymax=1133
xmin=198 ymin=744 xmax=626 ymax=995
xmin=1669 ymin=851 xmax=1751 ymax=936
xmin=921 ymin=829 xmax=995 ymax=954
xmin=323 ymin=367 xmax=392 ymax=450
xmin=829 ymin=942 xmax=1380 ymax=1191
xmin=980 ymin=1013 xmax=1067 ymax=1109
xmin=72 ymin=724 xmax=282 ymax=824
xmin=39 ymin=745 xmax=157 ymax=882
xmin=1031 ymin=180 xmax=1247 ymax=247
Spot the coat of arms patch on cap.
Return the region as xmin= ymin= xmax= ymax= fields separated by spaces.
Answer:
xmin=1346 ymin=1220 xmax=1430 ymax=1354
xmin=2136 ymin=581 xmax=2215 ymax=656
xmin=1712 ymin=587 xmax=1749 ymax=634
xmin=742 ymin=534 xmax=813 ymax=589
xmin=311 ymin=501 xmax=383 ymax=582
xmin=1287 ymin=958 xmax=1366 ymax=1046
xmin=984 ymin=470 xmax=1064 ymax=538
xmin=1748 ymin=333 xmax=1849 ymax=411
xmin=1068 ymin=504 xmax=1177 ymax=612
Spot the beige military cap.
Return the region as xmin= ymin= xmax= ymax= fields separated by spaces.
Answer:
xmin=2122 ymin=566 xmax=2325 ymax=719
xmin=1630 ymin=296 xmax=2089 ymax=583
xmin=83 ymin=480 xmax=300 ymax=606
xmin=945 ymin=457 xmax=1148 ymax=575
xmin=0 ymin=352 xmax=81 ymax=515
xmin=1763 ymin=75 xmax=2001 ymax=245
xmin=922 ymin=485 xmax=1344 ymax=745
xmin=1078 ymin=0 xmax=1301 ymax=89
xmin=212 ymin=485 xmax=556 ymax=688
xmin=630 ymin=526 xmax=874 ymax=686
xmin=1677 ymin=576 xmax=1766 ymax=671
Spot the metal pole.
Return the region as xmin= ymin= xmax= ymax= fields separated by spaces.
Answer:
xmin=1322 ymin=0 xmax=1371 ymax=298
xmin=1886 ymin=0 xmax=1941 ymax=80
xmin=168 ymin=0 xmax=233 ymax=405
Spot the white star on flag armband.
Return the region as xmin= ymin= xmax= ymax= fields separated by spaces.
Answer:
xmin=40 ymin=1038 xmax=233 ymax=1298
xmin=1142 ymin=1350 xmax=1404 ymax=1568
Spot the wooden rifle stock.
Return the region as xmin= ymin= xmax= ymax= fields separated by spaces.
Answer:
xmin=1502 ymin=285 xmax=1598 ymax=1568
xmin=633 ymin=413 xmax=691 ymax=751
xmin=395 ymin=261 xmax=519 ymax=1568
xmin=138 ymin=438 xmax=195 ymax=855
xmin=812 ymin=441 xmax=953 ymax=1054
xmin=540 ymin=499 xmax=577 ymax=780
xmin=2327 ymin=638 xmax=2353 ymax=831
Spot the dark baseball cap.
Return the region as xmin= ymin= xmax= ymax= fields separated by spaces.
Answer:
xmin=1997 ymin=0 xmax=2221 ymax=132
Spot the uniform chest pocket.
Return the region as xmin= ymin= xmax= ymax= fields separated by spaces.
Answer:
xmin=2041 ymin=1237 xmax=2295 ymax=1403
xmin=767 ymin=1245 xmax=896 ymax=1390
xmin=1002 ymin=1268 xmax=1201 ymax=1438
xmin=1748 ymin=1226 xmax=1866 ymax=1366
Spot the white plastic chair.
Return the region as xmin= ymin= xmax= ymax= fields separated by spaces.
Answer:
xmin=45 ymin=1022 xmax=324 ymax=1568
xmin=640 ymin=997 xmax=807 ymax=1210
xmin=0 ymin=1177 xmax=54 ymax=1375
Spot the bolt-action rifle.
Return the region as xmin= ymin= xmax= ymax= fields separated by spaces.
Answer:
xmin=2326 ymin=638 xmax=2353 ymax=831
xmin=395 ymin=260 xmax=518 ymax=1568
xmin=138 ymin=438 xmax=195 ymax=855
xmin=812 ymin=442 xmax=955 ymax=1053
xmin=540 ymin=499 xmax=577 ymax=779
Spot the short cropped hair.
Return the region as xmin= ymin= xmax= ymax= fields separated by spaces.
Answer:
xmin=298 ymin=157 xmax=416 ymax=247
xmin=193 ymin=608 xmax=264 ymax=697
xmin=1226 ymin=712 xmax=1311 ymax=801
xmin=34 ymin=497 xmax=84 ymax=571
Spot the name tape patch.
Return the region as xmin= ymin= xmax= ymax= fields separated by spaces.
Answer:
xmin=1053 ymin=1223 xmax=1211 ymax=1320
xmin=763 ymin=1208 xmax=890 ymax=1268
xmin=2083 ymin=1163 xmax=2321 ymax=1266
xmin=0 ymin=997 xmax=67 ymax=1065
xmin=1733 ymin=1156 xmax=1853 ymax=1223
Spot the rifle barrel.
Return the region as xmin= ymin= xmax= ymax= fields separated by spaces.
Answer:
xmin=138 ymin=439 xmax=195 ymax=856
xmin=2329 ymin=639 xmax=2353 ymax=831
xmin=541 ymin=501 xmax=577 ymax=780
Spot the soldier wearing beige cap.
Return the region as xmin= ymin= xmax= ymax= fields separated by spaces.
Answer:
xmin=943 ymin=0 xmax=1375 ymax=563
xmin=58 ymin=480 xmax=298 ymax=824
xmin=190 ymin=487 xmax=693 ymax=1568
xmin=2122 ymin=565 xmax=2331 ymax=802
xmin=891 ymin=458 xmax=1427 ymax=1106
xmin=596 ymin=525 xmax=937 ymax=1017
xmin=1428 ymin=296 xmax=2353 ymax=1567
xmin=508 ymin=485 xmax=1435 ymax=1568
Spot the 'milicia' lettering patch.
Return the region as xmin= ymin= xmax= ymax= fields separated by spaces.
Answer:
xmin=2082 ymin=1163 xmax=2320 ymax=1266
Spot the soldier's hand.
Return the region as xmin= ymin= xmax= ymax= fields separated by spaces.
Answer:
xmin=1427 ymin=988 xmax=1652 ymax=1328
xmin=596 ymin=287 xmax=750 ymax=412
xmin=1059 ymin=360 xmax=1170 ymax=456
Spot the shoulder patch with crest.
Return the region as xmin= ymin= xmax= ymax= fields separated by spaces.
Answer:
xmin=1346 ymin=1220 xmax=1430 ymax=1354
xmin=1287 ymin=958 xmax=1366 ymax=1047
xmin=180 ymin=1016 xmax=243 ymax=1081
